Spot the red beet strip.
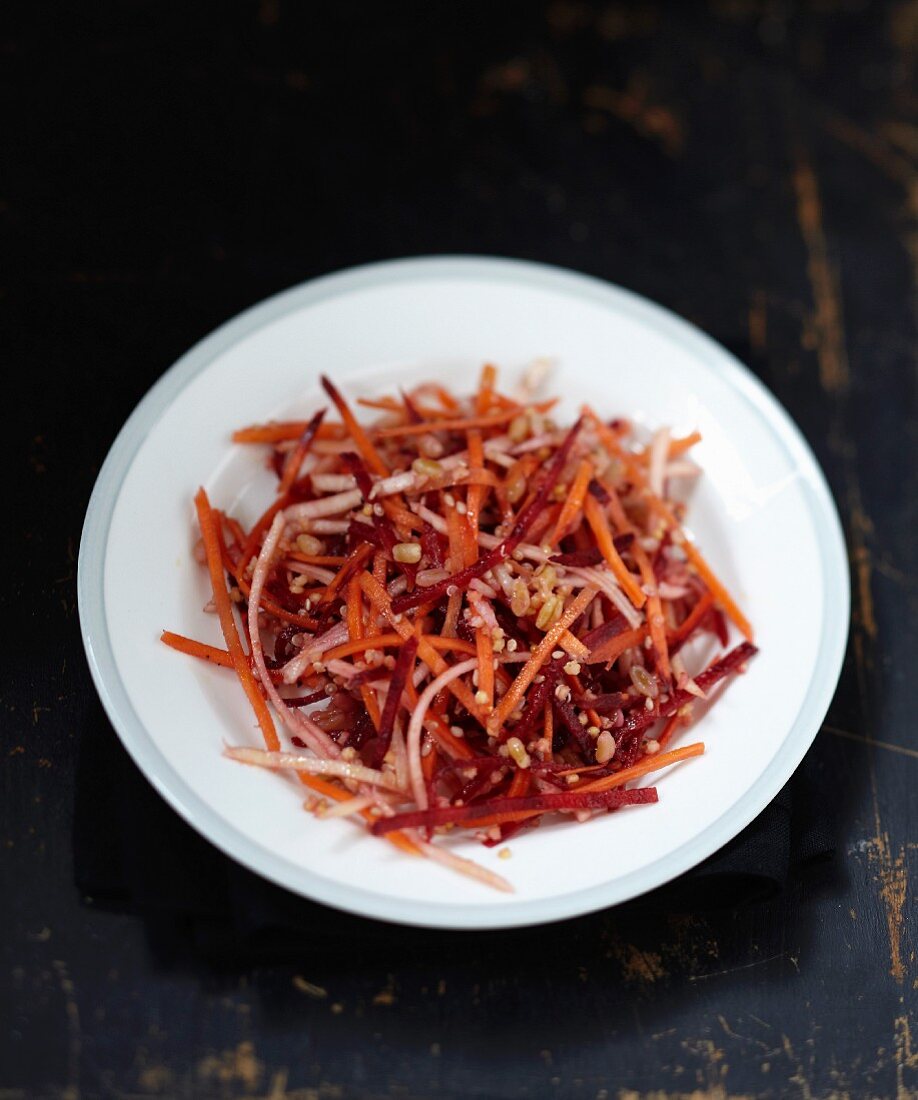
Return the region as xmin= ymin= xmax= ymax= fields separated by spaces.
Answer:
xmin=370 ymin=785 xmax=658 ymax=835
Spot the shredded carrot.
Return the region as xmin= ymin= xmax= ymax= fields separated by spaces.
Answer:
xmin=476 ymin=628 xmax=495 ymax=711
xmin=682 ymin=542 xmax=754 ymax=641
xmin=232 ymin=421 xmax=345 ymax=444
xmin=441 ymin=589 xmax=463 ymax=638
xmin=634 ymin=430 xmax=703 ymax=463
xmin=632 ymin=542 xmax=671 ymax=682
xmin=277 ymin=408 xmax=325 ymax=496
xmin=195 ymin=488 xmax=280 ymax=752
xmin=160 ymin=630 xmax=233 ymax=668
xmin=374 ymin=409 xmax=525 ymax=438
xmin=656 ymin=713 xmax=684 ymax=752
xmin=506 ymin=768 xmax=530 ymax=798
xmin=583 ymin=492 xmax=646 ymax=608
xmin=669 ymin=591 xmax=715 ymax=645
xmin=588 ymin=625 xmax=649 ymax=667
xmin=549 ymin=459 xmax=593 ymax=546
xmin=490 ymin=586 xmax=598 ymax=734
xmin=558 ymin=629 xmax=590 ymax=660
xmin=580 ymin=742 xmax=705 ymax=793
xmin=321 ymin=374 xmax=390 ymax=477
xmin=476 ymin=363 xmax=497 ymax=415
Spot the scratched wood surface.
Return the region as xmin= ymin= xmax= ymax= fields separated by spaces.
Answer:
xmin=2 ymin=1 xmax=916 ymax=1097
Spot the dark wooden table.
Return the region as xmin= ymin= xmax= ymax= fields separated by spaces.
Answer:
xmin=4 ymin=2 xmax=915 ymax=1096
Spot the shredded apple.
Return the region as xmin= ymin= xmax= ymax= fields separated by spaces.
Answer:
xmin=162 ymin=366 xmax=757 ymax=892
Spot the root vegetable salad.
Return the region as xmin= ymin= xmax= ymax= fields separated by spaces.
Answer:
xmin=163 ymin=366 xmax=756 ymax=893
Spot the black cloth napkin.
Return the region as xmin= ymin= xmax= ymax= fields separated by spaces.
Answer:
xmin=74 ymin=700 xmax=834 ymax=963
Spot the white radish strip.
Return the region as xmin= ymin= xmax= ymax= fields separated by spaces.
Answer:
xmin=406 ymin=832 xmax=514 ymax=893
xmin=308 ymin=519 xmax=351 ymax=534
xmin=318 ymin=794 xmax=376 ymax=820
xmin=648 ymin=427 xmax=670 ymax=498
xmin=388 ymin=575 xmax=408 ymax=597
xmin=510 ymin=431 xmax=562 ymax=454
xmin=280 ymin=620 xmax=349 ymax=684
xmin=248 ymin=515 xmax=341 ymax=757
xmin=514 ymin=358 xmax=554 ymax=401
xmin=476 ymin=530 xmax=549 ymax=562
xmin=412 ymin=662 xmax=432 ymax=689
xmin=413 ymin=503 xmax=448 ymax=534
xmin=468 ymin=578 xmax=498 ymax=600
xmin=285 ymin=561 xmax=337 ymax=584
xmin=467 ymin=589 xmax=499 ymax=628
xmin=325 ymin=658 xmax=362 ymax=680
xmin=492 ymin=562 xmax=516 ymax=597
xmin=416 ymin=568 xmax=451 ymax=587
xmin=224 ymin=746 xmax=401 ymax=791
xmin=565 ymin=566 xmax=642 ymax=629
xmin=438 ymin=449 xmax=471 ymax=470
xmin=665 ymin=460 xmax=700 ymax=480
xmin=658 ymin=582 xmax=691 ymax=600
xmin=407 ymin=658 xmax=478 ymax=811
xmin=370 ymin=471 xmax=419 ymax=498
xmin=285 ymin=488 xmax=363 ymax=522
xmin=483 ymin=448 xmax=516 ymax=469
xmin=391 ymin=720 xmax=408 ymax=793
xmin=312 ymin=473 xmax=358 ymax=493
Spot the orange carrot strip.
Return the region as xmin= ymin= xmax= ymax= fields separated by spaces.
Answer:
xmin=490 ymin=586 xmax=599 ymax=733
xmin=356 ymin=396 xmax=402 ymax=412
xmin=668 ymin=592 xmax=714 ymax=645
xmin=506 ymin=768 xmax=530 ymax=799
xmin=559 ymin=630 xmax=589 ymax=660
xmin=471 ymin=743 xmax=706 ymax=829
xmin=160 ymin=630 xmax=234 ymax=668
xmin=278 ymin=408 xmax=325 ymax=496
xmin=634 ymin=430 xmax=703 ymax=463
xmin=476 ymin=628 xmax=494 ymax=711
xmin=320 ymin=375 xmax=390 ymax=477
xmin=583 ymin=492 xmax=646 ymax=608
xmin=232 ymin=422 xmax=345 ymax=444
xmin=343 ymin=576 xmax=381 ymax=727
xmin=682 ymin=543 xmax=754 ymax=641
xmin=314 ymin=544 xmax=372 ymax=615
xmin=656 ymin=713 xmax=684 ymax=752
xmin=588 ymin=625 xmax=649 ymax=667
xmin=548 ymin=459 xmax=593 ymax=546
xmin=319 ymin=633 xmax=479 ymax=664
xmin=429 ymin=384 xmax=460 ymax=411
xmin=374 ymin=410 xmax=522 ymax=438
xmin=476 ymin=363 xmax=497 ymax=415
xmin=195 ymin=488 xmax=280 ymax=752
xmin=441 ymin=589 xmax=463 ymax=639
xmin=580 ymin=742 xmax=705 ymax=793
xmin=633 ymin=542 xmax=671 ymax=682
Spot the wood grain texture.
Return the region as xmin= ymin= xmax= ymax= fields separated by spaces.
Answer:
xmin=1 ymin=1 xmax=915 ymax=1097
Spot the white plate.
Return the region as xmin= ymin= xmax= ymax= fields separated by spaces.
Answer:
xmin=78 ymin=256 xmax=849 ymax=929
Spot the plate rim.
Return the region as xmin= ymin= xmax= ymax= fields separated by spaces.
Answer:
xmin=78 ymin=255 xmax=850 ymax=930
